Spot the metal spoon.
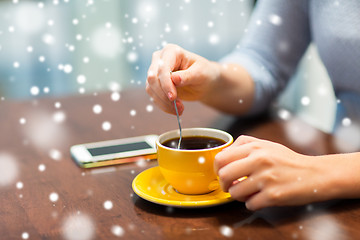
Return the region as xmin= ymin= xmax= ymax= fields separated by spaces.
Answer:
xmin=173 ymin=100 xmax=182 ymax=149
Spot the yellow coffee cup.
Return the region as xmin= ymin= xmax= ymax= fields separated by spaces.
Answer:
xmin=156 ymin=128 xmax=233 ymax=195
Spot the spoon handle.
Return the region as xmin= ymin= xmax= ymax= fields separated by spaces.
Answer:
xmin=174 ymin=100 xmax=182 ymax=149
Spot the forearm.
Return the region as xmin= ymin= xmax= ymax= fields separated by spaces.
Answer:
xmin=200 ymin=62 xmax=255 ymax=115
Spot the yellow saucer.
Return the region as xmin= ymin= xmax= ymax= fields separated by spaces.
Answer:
xmin=132 ymin=166 xmax=233 ymax=208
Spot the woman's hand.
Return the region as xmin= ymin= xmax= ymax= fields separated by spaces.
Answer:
xmin=146 ymin=44 xmax=221 ymax=115
xmin=214 ymin=135 xmax=351 ymax=211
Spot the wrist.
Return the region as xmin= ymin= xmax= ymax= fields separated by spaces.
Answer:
xmin=199 ymin=61 xmax=222 ymax=101
xmin=311 ymin=153 xmax=360 ymax=201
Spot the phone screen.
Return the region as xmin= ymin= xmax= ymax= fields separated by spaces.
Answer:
xmin=87 ymin=141 xmax=152 ymax=156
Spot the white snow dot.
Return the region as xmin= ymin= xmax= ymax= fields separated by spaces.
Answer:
xmin=146 ymin=105 xmax=153 ymax=112
xmin=86 ymin=0 xmax=94 ymax=6
xmin=53 ymin=111 xmax=66 ymax=123
xmin=83 ymin=57 xmax=90 ymax=63
xmin=342 ymin=118 xmax=352 ymax=127
xmin=105 ymin=22 xmax=112 ymax=28
xmin=13 ymin=62 xmax=20 ymax=68
xmin=318 ymin=85 xmax=328 ymax=96
xmin=103 ymin=200 xmax=113 ymax=210
xmin=48 ymin=19 xmax=54 ymax=26
xmin=78 ymin=87 xmax=85 ymax=94
xmin=39 ymin=56 xmax=46 ymax=62
xmin=127 ymin=37 xmax=134 ymax=43
xmin=283 ymin=118 xmax=318 ymax=147
xmin=333 ymin=123 xmax=360 ymax=152
xmin=269 ymin=14 xmax=282 ymax=26
xmin=38 ymin=2 xmax=44 ymax=8
xmin=30 ymin=86 xmax=40 ymax=96
xmin=164 ymin=24 xmax=171 ymax=33
xmin=130 ymin=110 xmax=136 ymax=116
xmin=19 ymin=118 xmax=26 ymax=125
xmin=102 ymin=121 xmax=111 ymax=131
xmin=8 ymin=26 xmax=15 ymax=32
xmin=207 ymin=21 xmax=214 ymax=28
xmin=72 ymin=18 xmax=79 ymax=25
xmin=220 ymin=225 xmax=234 ymax=237
xmin=307 ymin=204 xmax=314 ymax=212
xmin=49 ymin=192 xmax=59 ymax=202
xmin=136 ymin=159 xmax=146 ymax=167
xmin=93 ymin=104 xmax=102 ymax=114
xmin=198 ymin=156 xmax=205 ymax=164
xmin=49 ymin=149 xmax=62 ymax=161
xmin=209 ymin=34 xmax=219 ymax=45
xmin=43 ymin=33 xmax=55 ymax=45
xmin=278 ymin=108 xmax=291 ymax=120
xmin=21 ymin=232 xmax=29 ymax=239
xmin=0 ymin=153 xmax=18 ymax=187
xmin=27 ymin=46 xmax=33 ymax=52
xmin=16 ymin=181 xmax=23 ymax=189
xmin=63 ymin=64 xmax=73 ymax=74
xmin=68 ymin=45 xmax=75 ymax=52
xmin=58 ymin=64 xmax=64 ymax=70
xmin=111 ymin=92 xmax=120 ymax=101
xmin=77 ymin=75 xmax=86 ymax=84
xmin=38 ymin=164 xmax=46 ymax=172
xmin=76 ymin=34 xmax=83 ymax=41
xmin=111 ymin=225 xmax=125 ymax=237
xmin=182 ymin=24 xmax=189 ymax=31
xmin=132 ymin=18 xmax=138 ymax=24
xmin=55 ymin=102 xmax=61 ymax=108
xmin=160 ymin=42 xmax=167 ymax=49
xmin=62 ymin=213 xmax=95 ymax=240
xmin=127 ymin=51 xmax=138 ymax=62
xmin=301 ymin=96 xmax=311 ymax=106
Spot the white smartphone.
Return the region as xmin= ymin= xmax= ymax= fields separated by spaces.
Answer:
xmin=70 ymin=135 xmax=158 ymax=168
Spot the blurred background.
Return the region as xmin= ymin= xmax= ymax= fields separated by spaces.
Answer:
xmin=0 ymin=0 xmax=253 ymax=98
xmin=0 ymin=0 xmax=336 ymax=132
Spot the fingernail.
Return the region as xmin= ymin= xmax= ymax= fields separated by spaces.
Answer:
xmin=168 ymin=92 xmax=173 ymax=100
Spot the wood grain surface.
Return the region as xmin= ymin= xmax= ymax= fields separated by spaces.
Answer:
xmin=0 ymin=88 xmax=358 ymax=240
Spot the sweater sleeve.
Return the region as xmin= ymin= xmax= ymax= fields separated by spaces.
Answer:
xmin=220 ymin=0 xmax=311 ymax=115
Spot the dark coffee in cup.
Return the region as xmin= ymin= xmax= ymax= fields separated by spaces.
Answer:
xmin=157 ymin=128 xmax=233 ymax=194
xmin=162 ymin=136 xmax=226 ymax=150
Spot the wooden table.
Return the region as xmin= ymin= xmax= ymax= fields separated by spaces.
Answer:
xmin=0 ymin=88 xmax=359 ymax=239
